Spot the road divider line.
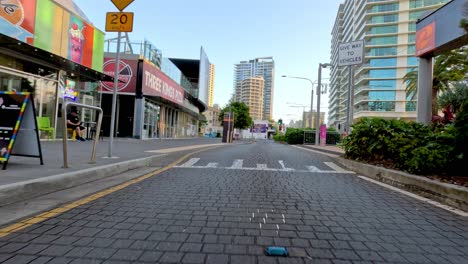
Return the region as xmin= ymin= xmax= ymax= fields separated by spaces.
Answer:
xmin=0 ymin=145 xmax=226 ymax=238
xmin=357 ymin=176 xmax=468 ymax=217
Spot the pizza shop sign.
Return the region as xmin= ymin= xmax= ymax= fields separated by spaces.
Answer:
xmin=142 ymin=62 xmax=184 ymax=105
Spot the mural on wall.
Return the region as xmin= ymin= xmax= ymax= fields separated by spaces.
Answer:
xmin=0 ymin=0 xmax=104 ymax=71
xmin=68 ymin=16 xmax=85 ymax=64
xmin=0 ymin=0 xmax=36 ymax=44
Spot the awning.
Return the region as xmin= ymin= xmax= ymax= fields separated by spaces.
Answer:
xmin=0 ymin=33 xmax=114 ymax=82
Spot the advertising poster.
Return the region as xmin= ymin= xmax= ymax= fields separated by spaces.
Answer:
xmin=0 ymin=92 xmax=28 ymax=162
xmin=0 ymin=0 xmax=104 ymax=72
xmin=251 ymin=124 xmax=267 ymax=133
xmin=101 ymin=58 xmax=138 ymax=94
xmin=0 ymin=0 xmax=36 ymax=44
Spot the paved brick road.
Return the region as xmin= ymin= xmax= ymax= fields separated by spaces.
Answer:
xmin=0 ymin=140 xmax=467 ymax=263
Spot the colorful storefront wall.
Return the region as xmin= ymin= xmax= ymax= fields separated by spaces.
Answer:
xmin=0 ymin=0 xmax=104 ymax=72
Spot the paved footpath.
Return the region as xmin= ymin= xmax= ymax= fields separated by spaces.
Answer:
xmin=0 ymin=140 xmax=467 ymax=263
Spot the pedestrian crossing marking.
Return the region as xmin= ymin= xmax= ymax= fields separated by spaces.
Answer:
xmin=230 ymin=159 xmax=243 ymax=169
xmin=174 ymin=159 xmax=354 ymax=174
xmin=206 ymin=162 xmax=218 ymax=168
xmin=179 ymin=158 xmax=200 ymax=167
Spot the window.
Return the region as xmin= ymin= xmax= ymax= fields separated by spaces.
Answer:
xmin=409 ymin=0 xmax=448 ymax=9
xmin=369 ymin=3 xmax=399 ymax=13
xmin=369 ymin=80 xmax=396 ymax=89
xmin=407 ymin=45 xmax=416 ymax=55
xmin=369 ymin=69 xmax=396 ymax=78
xmin=407 ymin=57 xmax=418 ymax=66
xmin=368 ymin=36 xmax=397 ymax=45
xmin=409 ymin=10 xmax=427 ymax=20
xmin=408 ymin=34 xmax=416 ymax=43
xmin=369 ymin=47 xmax=397 ymax=56
xmin=408 ymin=23 xmax=416 ymax=32
xmin=369 ymin=91 xmax=396 ymax=100
xmin=370 ymin=58 xmax=397 ymax=67
xmin=369 ymin=25 xmax=398 ymax=34
xmin=369 ymin=14 xmax=398 ymax=24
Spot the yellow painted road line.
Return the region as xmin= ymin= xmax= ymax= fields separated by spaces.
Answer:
xmin=0 ymin=145 xmax=225 ymax=238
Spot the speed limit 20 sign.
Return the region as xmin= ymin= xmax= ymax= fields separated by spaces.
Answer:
xmin=105 ymin=12 xmax=134 ymax=32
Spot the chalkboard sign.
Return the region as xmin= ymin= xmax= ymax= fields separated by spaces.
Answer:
xmin=0 ymin=92 xmax=43 ymax=170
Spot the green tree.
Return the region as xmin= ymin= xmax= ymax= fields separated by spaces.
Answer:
xmin=218 ymin=102 xmax=253 ymax=129
xmin=403 ymin=47 xmax=468 ymax=116
xmin=438 ymin=82 xmax=468 ymax=114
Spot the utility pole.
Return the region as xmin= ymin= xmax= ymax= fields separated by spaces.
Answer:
xmin=316 ymin=63 xmax=331 ymax=146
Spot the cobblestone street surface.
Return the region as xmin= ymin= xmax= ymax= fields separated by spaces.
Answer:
xmin=0 ymin=140 xmax=467 ymax=263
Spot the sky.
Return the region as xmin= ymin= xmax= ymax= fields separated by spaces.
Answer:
xmin=75 ymin=0 xmax=343 ymax=124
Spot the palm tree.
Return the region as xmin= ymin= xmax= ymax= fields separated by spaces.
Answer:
xmin=403 ymin=47 xmax=468 ymax=116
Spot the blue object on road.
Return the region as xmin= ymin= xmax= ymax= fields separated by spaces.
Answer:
xmin=265 ymin=246 xmax=288 ymax=256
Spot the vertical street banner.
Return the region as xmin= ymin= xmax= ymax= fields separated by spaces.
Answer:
xmin=319 ymin=124 xmax=327 ymax=146
xmin=0 ymin=92 xmax=43 ymax=170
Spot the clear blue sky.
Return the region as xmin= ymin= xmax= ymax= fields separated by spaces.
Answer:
xmin=75 ymin=0 xmax=343 ymax=123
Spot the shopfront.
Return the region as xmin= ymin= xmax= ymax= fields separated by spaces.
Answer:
xmin=0 ymin=0 xmax=107 ymax=139
xmin=101 ymin=55 xmax=203 ymax=139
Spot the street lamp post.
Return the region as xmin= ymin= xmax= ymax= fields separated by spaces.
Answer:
xmin=316 ymin=63 xmax=331 ymax=146
xmin=282 ymin=76 xmax=314 ymax=128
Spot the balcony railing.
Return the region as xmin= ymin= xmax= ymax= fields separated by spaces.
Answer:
xmin=355 ymin=101 xmax=396 ymax=112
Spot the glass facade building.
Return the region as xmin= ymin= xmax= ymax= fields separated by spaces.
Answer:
xmin=329 ymin=0 xmax=450 ymax=127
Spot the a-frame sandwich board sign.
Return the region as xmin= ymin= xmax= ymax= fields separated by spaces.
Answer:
xmin=0 ymin=91 xmax=44 ymax=170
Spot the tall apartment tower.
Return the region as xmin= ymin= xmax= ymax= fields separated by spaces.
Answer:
xmin=241 ymin=77 xmax=265 ymax=120
xmin=329 ymin=0 xmax=449 ymax=127
xmin=208 ymin=64 xmax=215 ymax=107
xmin=233 ymin=57 xmax=274 ymax=120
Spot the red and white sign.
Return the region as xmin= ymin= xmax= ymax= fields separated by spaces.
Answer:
xmin=101 ymin=58 xmax=137 ymax=93
xmin=142 ymin=61 xmax=184 ymax=105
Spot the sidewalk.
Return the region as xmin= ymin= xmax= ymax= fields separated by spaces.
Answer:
xmin=0 ymin=137 xmax=223 ymax=206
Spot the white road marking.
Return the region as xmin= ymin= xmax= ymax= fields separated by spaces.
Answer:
xmin=178 ymin=158 xmax=200 ymax=168
xmin=230 ymin=159 xmax=243 ymax=169
xmin=206 ymin=163 xmax=218 ymax=168
xmin=175 ymin=158 xmax=354 ymax=174
xmin=358 ymin=176 xmax=468 ymax=217
xmin=307 ymin=166 xmax=321 ymax=172
xmin=324 ymin=162 xmax=354 ymax=174
xmin=278 ymin=160 xmax=294 ymax=171
xmin=146 ymin=143 xmax=226 ymax=153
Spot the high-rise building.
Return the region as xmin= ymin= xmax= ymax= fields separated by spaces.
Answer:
xmin=208 ymin=64 xmax=215 ymax=107
xmin=329 ymin=0 xmax=450 ymax=128
xmin=233 ymin=57 xmax=274 ymax=120
xmin=303 ymin=111 xmax=326 ymax=129
xmin=240 ymin=77 xmax=265 ymax=120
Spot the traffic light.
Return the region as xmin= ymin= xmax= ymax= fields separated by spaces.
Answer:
xmin=278 ymin=119 xmax=283 ymax=125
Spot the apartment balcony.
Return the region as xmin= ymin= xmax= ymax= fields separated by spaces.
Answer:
xmin=355 ymin=63 xmax=370 ymax=75
xmin=355 ymin=74 xmax=370 ymax=85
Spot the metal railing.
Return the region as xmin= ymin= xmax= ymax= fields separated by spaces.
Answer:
xmin=62 ymin=102 xmax=103 ymax=168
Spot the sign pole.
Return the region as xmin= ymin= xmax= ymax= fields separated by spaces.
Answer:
xmin=346 ymin=65 xmax=352 ymax=133
xmin=108 ymin=31 xmax=122 ymax=158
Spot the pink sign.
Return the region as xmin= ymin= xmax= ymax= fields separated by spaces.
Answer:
xmin=320 ymin=124 xmax=327 ymax=146
xmin=142 ymin=61 xmax=184 ymax=105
